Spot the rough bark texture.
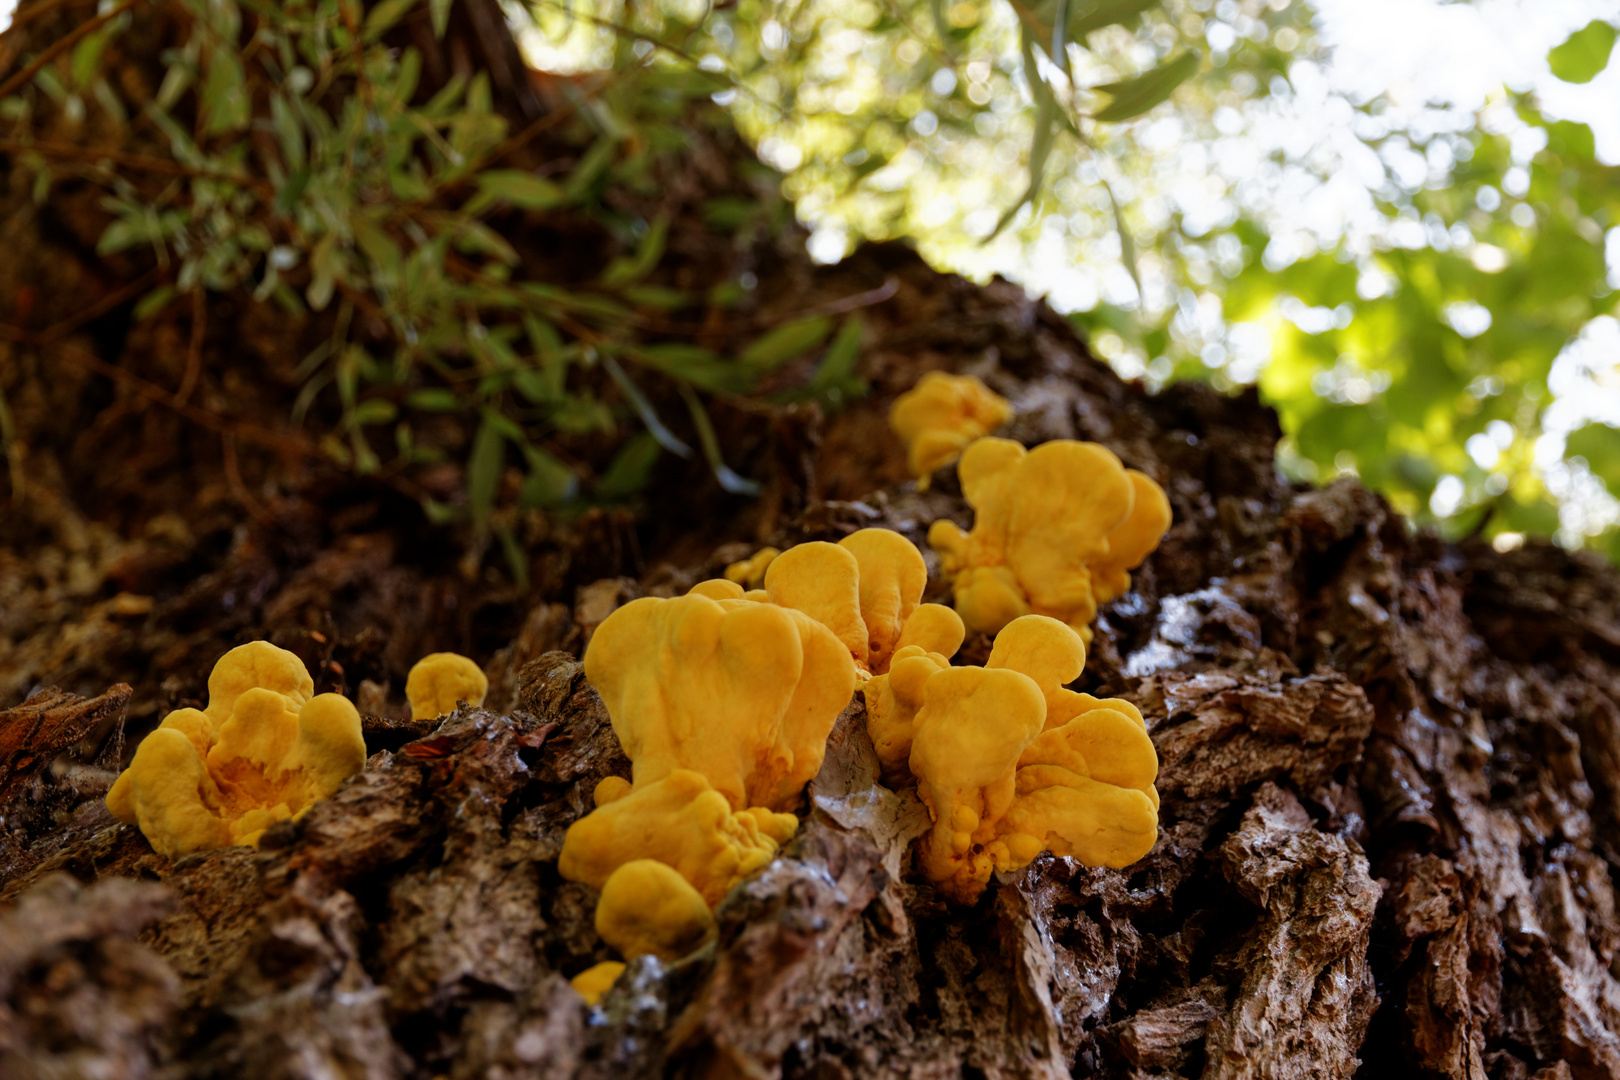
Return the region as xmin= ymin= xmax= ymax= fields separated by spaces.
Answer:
xmin=7 ymin=2 xmax=1620 ymax=1078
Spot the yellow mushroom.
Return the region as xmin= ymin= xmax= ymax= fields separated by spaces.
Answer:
xmin=902 ymin=618 xmax=1160 ymax=903
xmin=723 ymin=547 xmax=780 ymax=588
xmin=594 ymin=859 xmax=716 ymax=962
xmin=763 ymin=542 xmax=868 ymax=669
xmin=908 ymin=665 xmax=1047 ymax=904
xmin=888 ymin=372 xmax=1012 ymax=487
xmin=927 ymin=438 xmax=1170 ymax=643
xmin=761 ymin=529 xmax=964 ymax=677
xmin=583 ymin=592 xmax=856 ymax=812
xmin=570 ymin=961 xmax=626 ymax=1005
xmin=404 ymin=652 xmax=488 ymax=720
xmin=105 ymin=642 xmax=366 ymax=860
xmin=558 ymin=769 xmax=797 ymax=907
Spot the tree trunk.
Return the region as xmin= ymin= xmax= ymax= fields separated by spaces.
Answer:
xmin=5 ymin=4 xmax=1620 ymax=1079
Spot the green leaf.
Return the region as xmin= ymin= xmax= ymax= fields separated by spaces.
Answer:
xmin=407 ymin=388 xmax=462 ymax=411
xmin=1566 ymin=422 xmax=1620 ymax=490
xmin=597 ymin=431 xmax=662 ymax=499
xmin=1091 ymin=50 xmax=1200 ymax=122
xmin=97 ymin=217 xmax=146 ymax=255
xmin=350 ymin=400 xmax=398 ymax=427
xmin=632 ymin=344 xmax=754 ymax=394
xmin=472 ymin=169 xmax=566 ymax=212
xmin=200 ymin=45 xmax=250 ymax=135
xmin=602 ymin=354 xmax=691 ymax=457
xmin=740 ymin=316 xmax=833 ymax=372
xmin=430 ymin=0 xmax=452 ymax=37
xmin=1548 ymin=20 xmax=1616 ymax=83
xmin=1069 ymin=0 xmax=1161 ymax=41
xmin=518 ymin=444 xmax=578 ymax=507
xmin=133 ymin=285 xmax=176 ymax=321
xmin=364 ymin=0 xmax=418 ymax=41
xmin=678 ymin=383 xmax=761 ymax=496
xmin=599 ymin=215 xmax=670 ymax=289
xmin=466 ymin=415 xmax=505 ymax=531
xmin=804 ymin=316 xmax=868 ymax=408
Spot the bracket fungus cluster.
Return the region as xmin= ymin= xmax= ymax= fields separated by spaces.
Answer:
xmin=869 ymin=615 xmax=1160 ymax=904
xmin=928 ymin=437 xmax=1171 ymax=642
xmin=562 ymin=527 xmax=973 ymax=1001
xmin=888 ymin=372 xmax=1011 ymax=487
xmin=105 ymin=641 xmax=366 ymax=860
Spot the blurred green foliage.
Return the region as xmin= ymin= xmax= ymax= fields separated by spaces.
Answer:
xmin=4 ymin=0 xmax=1619 ymax=561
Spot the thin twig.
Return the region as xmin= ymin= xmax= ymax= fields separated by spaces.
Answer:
xmin=0 ymin=0 xmax=145 ymax=101
xmin=0 ymin=136 xmax=273 ymax=193
xmin=30 ymin=267 xmax=164 ymax=346
xmin=221 ymin=431 xmax=271 ymax=521
xmin=175 ymin=286 xmax=204 ymax=406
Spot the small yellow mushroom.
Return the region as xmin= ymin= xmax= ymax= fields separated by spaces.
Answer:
xmin=863 ymin=645 xmax=952 ymax=783
xmin=558 ymin=769 xmax=798 ymax=907
xmin=404 ymin=652 xmax=488 ymax=720
xmin=888 ymin=372 xmax=1012 ymax=487
xmin=105 ymin=642 xmax=366 ymax=860
xmin=689 ymin=578 xmax=746 ymax=601
xmin=595 ymin=859 xmax=716 ymax=962
xmin=927 ymin=438 xmax=1170 ymax=643
xmin=570 ymin=961 xmax=627 ymax=1005
xmin=585 ymin=592 xmax=856 ymax=812
xmin=723 ymin=547 xmax=780 ymax=588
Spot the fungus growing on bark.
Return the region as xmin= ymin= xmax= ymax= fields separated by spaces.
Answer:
xmin=558 ymin=769 xmax=798 ymax=907
xmin=904 ymin=616 xmax=1161 ymax=903
xmin=569 ymin=962 xmax=626 ymax=1006
xmin=582 ymin=592 xmax=856 ymax=812
xmin=594 ymin=859 xmax=716 ymax=962
xmin=888 ymin=372 xmax=1012 ymax=487
xmin=928 ymin=438 xmax=1170 ymax=643
xmin=863 ymin=645 xmax=952 ymax=783
xmin=105 ymin=642 xmax=366 ymax=860
xmin=404 ymin=652 xmax=488 ymax=720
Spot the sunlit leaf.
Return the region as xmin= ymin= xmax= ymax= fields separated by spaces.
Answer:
xmin=1548 ymin=20 xmax=1617 ymax=83
xmin=1091 ymin=50 xmax=1200 ymax=122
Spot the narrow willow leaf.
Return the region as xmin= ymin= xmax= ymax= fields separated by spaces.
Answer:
xmin=430 ymin=0 xmax=452 ymax=38
xmin=805 ymin=316 xmax=868 ymax=408
xmin=740 ymin=315 xmax=832 ymax=372
xmin=519 ymin=444 xmax=579 ymax=507
xmin=1091 ymin=50 xmax=1199 ymax=123
xmin=1068 ymin=0 xmax=1161 ymax=42
xmin=599 ymin=215 xmax=670 ymax=288
xmin=602 ymin=354 xmax=692 ymax=457
xmin=991 ymin=89 xmax=1059 ymax=238
xmin=597 ymin=431 xmax=662 ymax=499
xmin=407 ymin=388 xmax=463 ymax=411
xmin=632 ymin=344 xmax=754 ymax=395
xmin=466 ymin=415 xmax=505 ymax=530
xmin=678 ymin=383 xmax=761 ymax=496
xmin=363 ymin=0 xmax=418 ymax=42
xmin=471 ymin=169 xmax=566 ymax=212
